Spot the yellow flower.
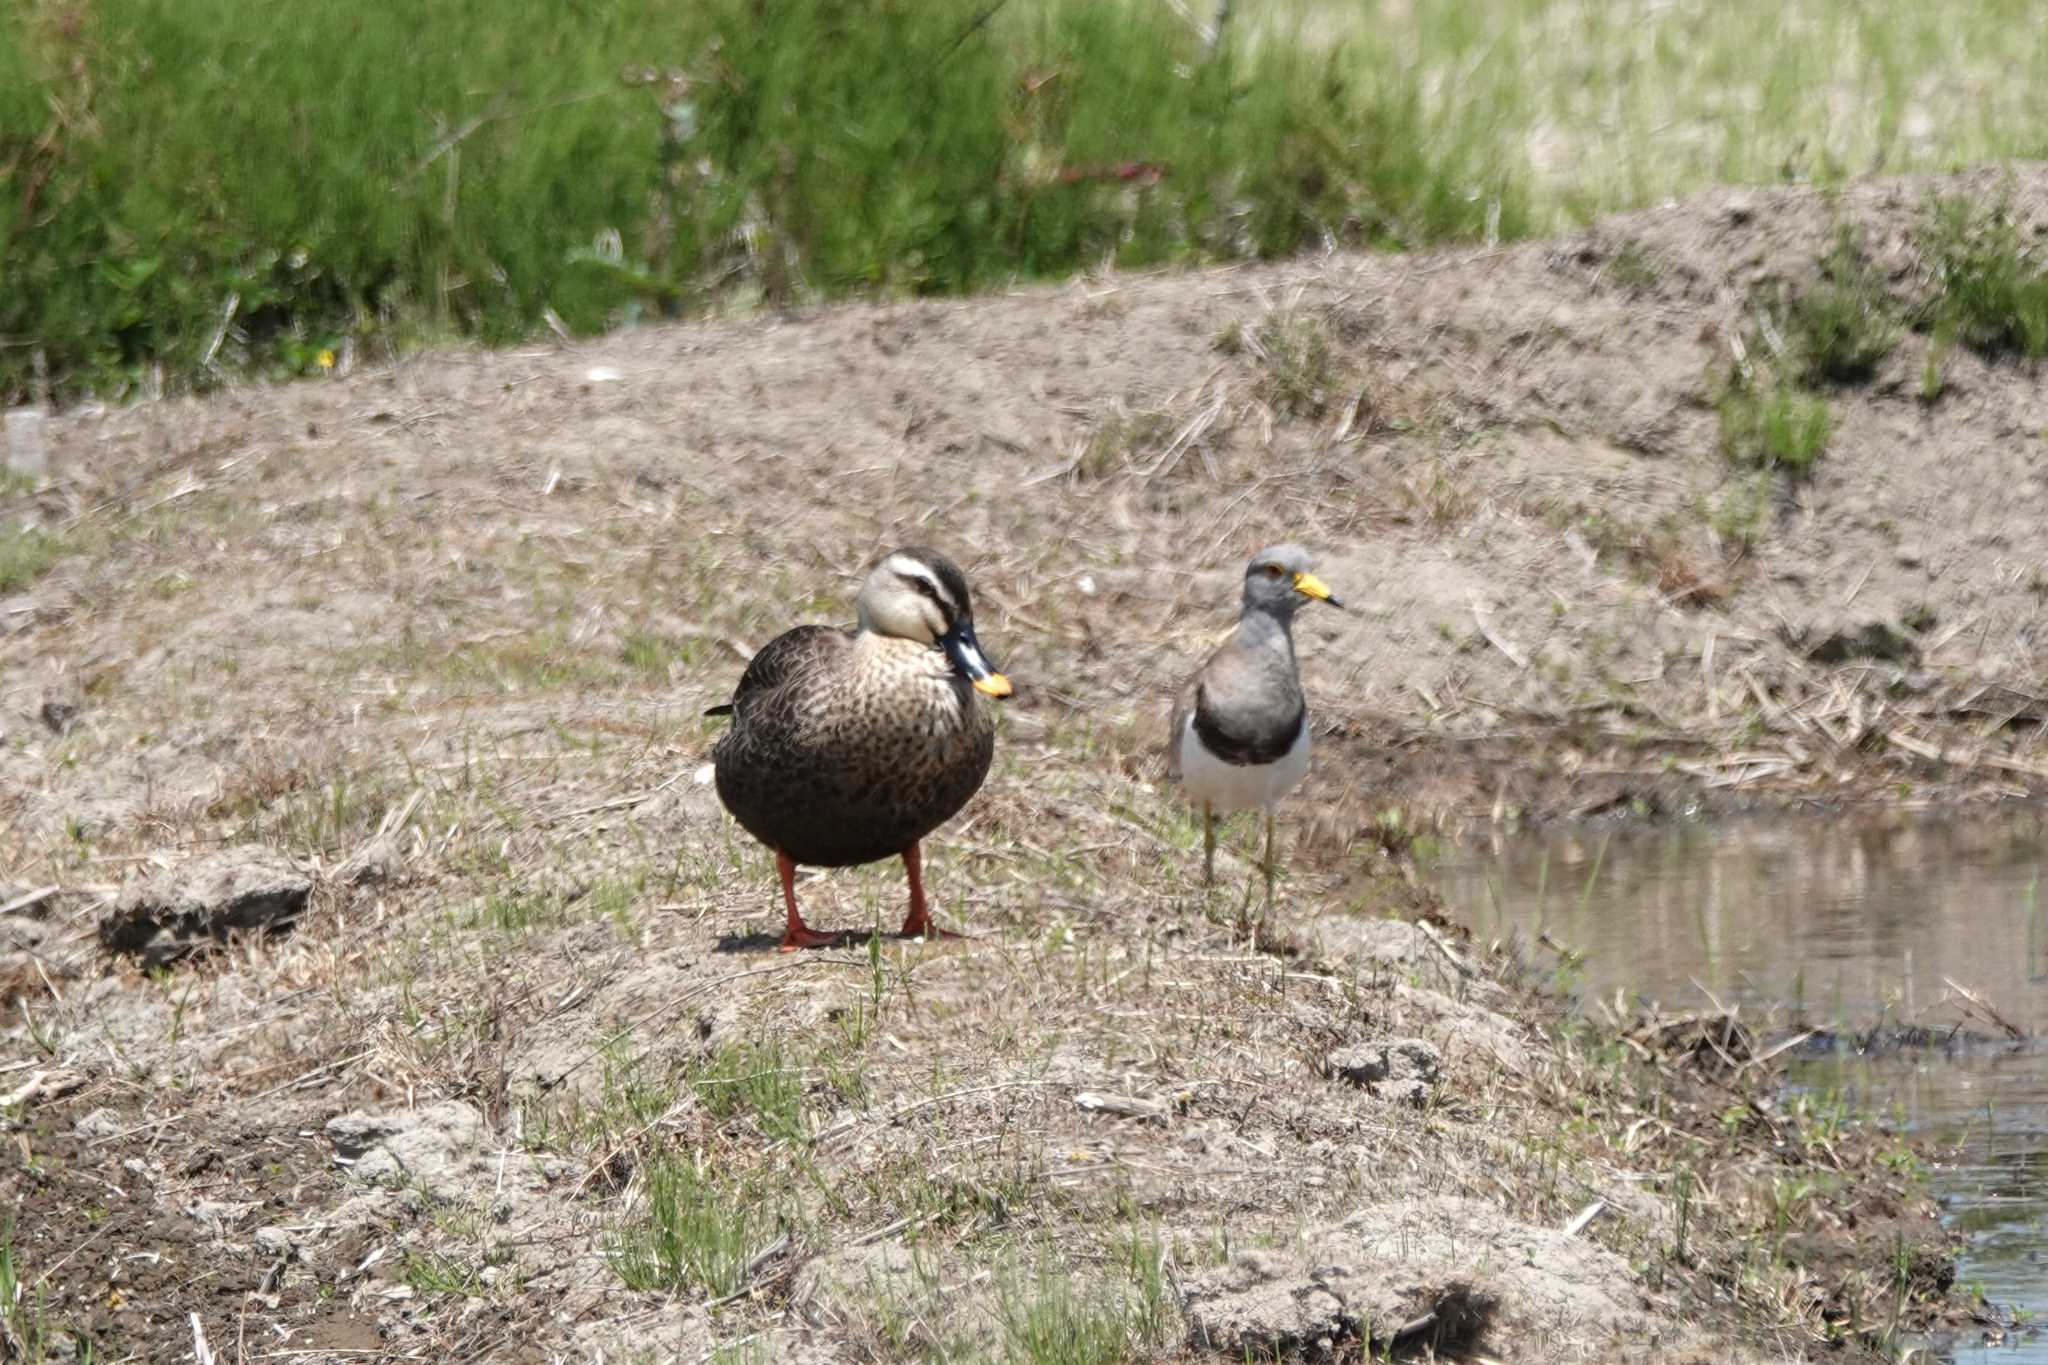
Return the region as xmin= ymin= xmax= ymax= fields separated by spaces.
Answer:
xmin=316 ymin=348 xmax=336 ymax=371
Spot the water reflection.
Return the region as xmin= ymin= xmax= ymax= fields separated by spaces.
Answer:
xmin=1433 ymin=808 xmax=2048 ymax=1362
xmin=1443 ymin=810 xmax=2048 ymax=1031
xmin=1799 ymin=1044 xmax=2048 ymax=1362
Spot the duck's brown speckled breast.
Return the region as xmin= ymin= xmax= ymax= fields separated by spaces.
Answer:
xmin=712 ymin=632 xmax=995 ymax=867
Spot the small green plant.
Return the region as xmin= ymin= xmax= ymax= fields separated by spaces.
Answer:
xmin=692 ymin=1038 xmax=810 ymax=1142
xmin=1923 ymin=195 xmax=2048 ymax=360
xmin=1718 ymin=375 xmax=1830 ymax=474
xmin=274 ymin=772 xmax=384 ymax=853
xmin=520 ymin=1039 xmax=682 ymax=1153
xmin=1704 ymin=473 xmax=1773 ymax=553
xmin=1604 ymin=240 xmax=1662 ymax=294
xmin=1670 ymin=1162 xmax=1695 ymax=1266
xmin=399 ymin=1249 xmax=488 ymax=1298
xmin=607 ymin=1157 xmax=767 ymax=1296
xmin=1765 ymin=1176 xmax=1821 ymax=1262
xmin=1784 ymin=228 xmax=1899 ymax=384
xmin=620 ymin=631 xmax=676 ymax=677
xmin=1229 ymin=311 xmax=1338 ymax=418
xmin=474 ymin=887 xmax=568 ymax=935
xmin=0 ymin=1225 xmax=57 ymax=1364
xmin=0 ymin=528 xmax=65 ymax=594
xmin=1076 ymin=408 xmax=1175 ymax=480
xmin=998 ymin=1275 xmax=1142 ymax=1365
xmin=1920 ymin=326 xmax=1952 ymax=402
xmin=1120 ymin=1227 xmax=1171 ymax=1347
xmin=704 ymin=1340 xmax=775 ymax=1365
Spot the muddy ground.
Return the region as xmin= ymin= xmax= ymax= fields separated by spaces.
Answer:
xmin=6 ymin=168 xmax=2048 ymax=1362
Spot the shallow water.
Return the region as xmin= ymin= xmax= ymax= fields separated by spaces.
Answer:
xmin=1431 ymin=808 xmax=2048 ymax=1361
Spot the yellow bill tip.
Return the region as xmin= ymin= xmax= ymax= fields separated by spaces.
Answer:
xmin=973 ymin=673 xmax=1014 ymax=699
xmin=1292 ymin=571 xmax=1334 ymax=601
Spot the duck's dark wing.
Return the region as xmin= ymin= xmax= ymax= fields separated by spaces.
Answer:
xmin=704 ymin=625 xmax=848 ymax=717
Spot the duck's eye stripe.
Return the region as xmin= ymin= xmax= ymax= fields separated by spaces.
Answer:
xmin=897 ymin=572 xmax=954 ymax=613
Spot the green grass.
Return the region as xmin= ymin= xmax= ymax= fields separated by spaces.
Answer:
xmin=691 ymin=1038 xmax=816 ymax=1143
xmin=996 ymin=1235 xmax=1169 ymax=1365
xmin=1719 ymin=375 xmax=1831 ymax=475
xmin=399 ymin=1249 xmax=490 ymax=1299
xmin=1222 ymin=310 xmax=1341 ymax=418
xmin=1000 ymin=1277 xmax=1141 ymax=1365
xmin=1288 ymin=0 xmax=2048 ymax=214
xmin=1784 ymin=229 xmax=1900 ymax=385
xmin=0 ymin=0 xmax=1520 ymax=403
xmin=1923 ymin=194 xmax=2048 ymax=360
xmin=0 ymin=1224 xmax=79 ymax=1365
xmin=11 ymin=1 xmax=2048 ymax=402
xmin=621 ymin=630 xmax=706 ymax=679
xmin=606 ymin=1156 xmax=770 ymax=1296
xmin=0 ymin=529 xmax=66 ymax=594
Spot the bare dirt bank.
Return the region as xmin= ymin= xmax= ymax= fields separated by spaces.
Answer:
xmin=7 ymin=168 xmax=2046 ymax=1361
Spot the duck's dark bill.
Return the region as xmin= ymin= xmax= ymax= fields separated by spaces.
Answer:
xmin=941 ymin=624 xmax=1013 ymax=698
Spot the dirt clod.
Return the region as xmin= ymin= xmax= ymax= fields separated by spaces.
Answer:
xmin=1185 ymin=1196 xmax=1655 ymax=1360
xmin=1325 ymin=1038 xmax=1442 ymax=1106
xmin=337 ymin=831 xmax=405 ymax=886
xmin=327 ymin=1100 xmax=487 ymax=1194
xmin=1781 ymin=617 xmax=1922 ymax=665
xmin=98 ymin=847 xmax=311 ymax=965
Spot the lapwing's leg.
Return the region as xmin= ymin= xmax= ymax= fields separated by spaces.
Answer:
xmin=898 ymin=841 xmax=964 ymax=941
xmin=1203 ymin=802 xmax=1216 ymax=885
xmin=1262 ymin=810 xmax=1277 ymax=919
xmin=777 ymin=851 xmax=840 ymax=951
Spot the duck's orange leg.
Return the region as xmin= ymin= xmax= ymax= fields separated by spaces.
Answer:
xmin=898 ymin=842 xmax=963 ymax=941
xmin=778 ymin=851 xmax=840 ymax=951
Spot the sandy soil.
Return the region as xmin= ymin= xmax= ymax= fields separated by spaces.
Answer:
xmin=5 ymin=167 xmax=2045 ymax=1362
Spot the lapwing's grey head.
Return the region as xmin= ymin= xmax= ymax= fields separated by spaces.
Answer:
xmin=1241 ymin=543 xmax=1344 ymax=619
xmin=856 ymin=547 xmax=1013 ymax=698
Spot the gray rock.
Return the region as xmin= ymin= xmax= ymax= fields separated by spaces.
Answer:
xmin=1326 ymin=1038 xmax=1442 ymax=1107
xmin=325 ymin=1109 xmax=406 ymax=1159
xmin=337 ymin=833 xmax=404 ymax=886
xmin=1182 ymin=1196 xmax=1647 ymax=1357
xmin=1 ymin=914 xmax=48 ymax=951
xmin=253 ymin=1226 xmax=297 ymax=1256
xmin=1303 ymin=916 xmax=1469 ymax=992
xmin=72 ymin=1107 xmax=128 ymax=1140
xmin=187 ymin=1198 xmax=257 ymax=1231
xmin=327 ymin=1101 xmax=486 ymax=1193
xmin=1187 ymin=1247 xmax=1359 ymax=1354
xmin=1186 ymin=1242 xmax=1496 ymax=1356
xmin=1395 ymin=983 xmax=1532 ymax=1075
xmin=99 ymin=848 xmax=311 ymax=966
xmin=4 ymin=408 xmax=47 ymax=479
xmin=1779 ymin=617 xmax=1919 ymax=666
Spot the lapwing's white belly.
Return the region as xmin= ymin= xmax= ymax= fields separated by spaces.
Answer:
xmin=1177 ymin=714 xmax=1311 ymax=814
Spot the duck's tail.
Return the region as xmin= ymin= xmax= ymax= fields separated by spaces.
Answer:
xmin=704 ymin=703 xmax=734 ymax=717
